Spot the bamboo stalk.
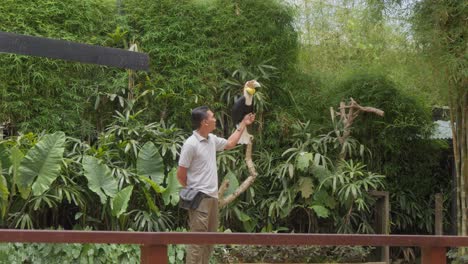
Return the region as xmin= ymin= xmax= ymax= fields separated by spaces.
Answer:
xmin=449 ymin=87 xmax=463 ymax=236
xmin=459 ymin=92 xmax=468 ymax=236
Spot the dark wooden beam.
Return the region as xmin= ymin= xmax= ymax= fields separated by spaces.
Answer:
xmin=0 ymin=230 xmax=462 ymax=264
xmin=0 ymin=230 xmax=468 ymax=248
xmin=0 ymin=31 xmax=149 ymax=71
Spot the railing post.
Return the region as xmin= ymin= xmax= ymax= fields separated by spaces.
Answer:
xmin=140 ymin=244 xmax=168 ymax=264
xmin=435 ymin=193 xmax=443 ymax=235
xmin=421 ymin=247 xmax=446 ymax=264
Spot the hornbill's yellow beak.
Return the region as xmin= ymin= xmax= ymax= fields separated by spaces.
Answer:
xmin=246 ymin=87 xmax=256 ymax=95
xmin=245 ymin=80 xmax=261 ymax=95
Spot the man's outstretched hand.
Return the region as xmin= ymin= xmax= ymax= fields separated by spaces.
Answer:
xmin=242 ymin=113 xmax=256 ymax=126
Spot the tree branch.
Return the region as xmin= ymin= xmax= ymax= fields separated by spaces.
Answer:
xmin=332 ymin=98 xmax=384 ymax=159
xmin=219 ymin=142 xmax=258 ymax=208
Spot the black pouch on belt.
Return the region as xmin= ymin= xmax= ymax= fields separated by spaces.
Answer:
xmin=179 ymin=188 xmax=206 ymax=210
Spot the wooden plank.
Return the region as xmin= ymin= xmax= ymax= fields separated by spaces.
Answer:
xmin=421 ymin=247 xmax=446 ymax=264
xmin=141 ymin=245 xmax=168 ymax=264
xmin=1 ymin=230 xmax=468 ymax=248
xmin=0 ymin=31 xmax=149 ymax=71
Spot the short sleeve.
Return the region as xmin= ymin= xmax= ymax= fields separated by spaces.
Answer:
xmin=178 ymin=143 xmax=195 ymax=168
xmin=213 ymin=134 xmax=227 ymax=151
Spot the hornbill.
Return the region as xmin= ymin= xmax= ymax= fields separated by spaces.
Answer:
xmin=231 ymin=80 xmax=261 ymax=144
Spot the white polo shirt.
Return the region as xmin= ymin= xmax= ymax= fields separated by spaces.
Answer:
xmin=178 ymin=131 xmax=227 ymax=198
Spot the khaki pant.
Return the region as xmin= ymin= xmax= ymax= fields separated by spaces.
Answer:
xmin=186 ymin=197 xmax=218 ymax=264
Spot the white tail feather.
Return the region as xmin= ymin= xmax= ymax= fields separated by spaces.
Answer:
xmin=238 ymin=128 xmax=253 ymax=145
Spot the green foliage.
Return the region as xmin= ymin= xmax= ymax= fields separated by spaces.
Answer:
xmin=162 ymin=168 xmax=182 ymax=207
xmin=0 ymin=103 xmax=183 ymax=230
xmin=136 ymin=142 xmax=164 ymax=184
xmin=17 ymin=132 xmax=66 ymax=198
xmin=0 ymin=242 xmax=139 ymax=264
xmin=0 ymin=0 xmax=120 ymax=136
xmin=413 ymin=0 xmax=467 ymax=237
xmin=214 ymin=245 xmax=373 ymax=263
xmin=0 ymin=1 xmax=457 ymax=253
xmin=332 ymin=72 xmax=450 ymax=233
xmin=111 ymin=185 xmax=133 ymax=218
xmin=296 ymin=0 xmax=445 ymax=105
xmin=82 ymin=155 xmax=118 ymax=205
xmin=122 ymin=0 xmax=298 ymax=131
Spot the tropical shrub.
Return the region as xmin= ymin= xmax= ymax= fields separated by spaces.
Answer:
xmin=332 ymin=72 xmax=451 ymax=234
xmin=214 ymin=244 xmax=373 ymax=263
xmin=0 ymin=242 xmax=139 ymax=264
xmin=0 ymin=95 xmax=184 ymax=231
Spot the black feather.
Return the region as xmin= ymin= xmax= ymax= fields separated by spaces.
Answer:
xmin=232 ymin=96 xmax=254 ymax=125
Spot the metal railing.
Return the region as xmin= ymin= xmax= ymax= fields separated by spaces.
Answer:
xmin=1 ymin=229 xmax=467 ymax=263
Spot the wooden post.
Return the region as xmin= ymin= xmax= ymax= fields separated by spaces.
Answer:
xmin=140 ymin=244 xmax=168 ymax=264
xmin=421 ymin=247 xmax=446 ymax=264
xmin=370 ymin=191 xmax=390 ymax=263
xmin=435 ymin=193 xmax=443 ymax=235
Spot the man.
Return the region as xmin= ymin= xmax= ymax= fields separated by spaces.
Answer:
xmin=177 ymin=106 xmax=255 ymax=264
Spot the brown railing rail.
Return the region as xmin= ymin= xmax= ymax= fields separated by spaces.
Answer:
xmin=0 ymin=230 xmax=467 ymax=263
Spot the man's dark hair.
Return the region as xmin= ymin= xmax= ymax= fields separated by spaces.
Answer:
xmin=191 ymin=106 xmax=210 ymax=130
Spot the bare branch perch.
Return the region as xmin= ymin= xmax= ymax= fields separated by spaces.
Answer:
xmin=219 ymin=142 xmax=257 ymax=208
xmin=332 ymin=98 xmax=384 ymax=159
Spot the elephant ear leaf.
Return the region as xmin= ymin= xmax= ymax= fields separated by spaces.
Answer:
xmin=139 ymin=176 xmax=166 ymax=194
xmin=111 ymin=185 xmax=133 ymax=218
xmin=17 ymin=132 xmax=66 ymax=199
xmin=10 ymin=146 xmax=24 ymax=197
xmin=0 ymin=162 xmax=9 ymax=218
xmin=162 ymin=168 xmax=182 ymax=206
xmin=137 ymin=142 xmax=164 ymax=185
xmin=0 ymin=144 xmax=11 ymax=171
xmin=82 ymin=155 xmax=118 ymax=204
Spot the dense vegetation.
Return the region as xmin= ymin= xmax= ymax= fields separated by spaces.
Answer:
xmin=0 ymin=0 xmax=462 ymax=262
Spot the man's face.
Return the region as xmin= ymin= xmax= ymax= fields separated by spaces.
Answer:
xmin=202 ymin=110 xmax=217 ymax=131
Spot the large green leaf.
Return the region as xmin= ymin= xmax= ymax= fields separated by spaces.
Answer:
xmin=0 ymin=144 xmax=11 ymax=171
xmin=10 ymin=146 xmax=24 ymax=196
xmin=139 ymin=176 xmax=166 ymax=194
xmin=111 ymin=185 xmax=133 ymax=218
xmin=297 ymin=177 xmax=314 ymax=199
xmin=137 ymin=142 xmax=165 ymax=184
xmin=222 ymin=171 xmax=239 ymax=198
xmin=313 ymin=189 xmax=337 ymax=209
xmin=142 ymin=187 xmax=160 ymax=215
xmin=0 ymin=163 xmax=9 ymax=218
xmin=162 ymin=168 xmax=181 ymax=206
xmin=310 ymin=205 xmax=330 ymax=218
xmin=296 ymin=152 xmax=312 ymax=171
xmin=17 ymin=132 xmax=65 ymax=198
xmin=234 ymin=207 xmax=251 ymax=222
xmin=82 ymin=155 xmax=118 ymax=204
